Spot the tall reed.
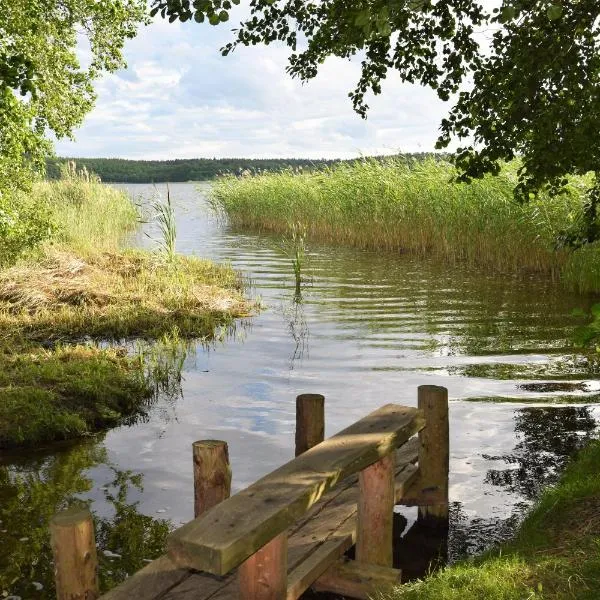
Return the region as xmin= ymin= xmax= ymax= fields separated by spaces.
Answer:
xmin=150 ymin=185 xmax=177 ymax=261
xmin=212 ymin=158 xmax=600 ymax=292
xmin=33 ymin=162 xmax=139 ymax=254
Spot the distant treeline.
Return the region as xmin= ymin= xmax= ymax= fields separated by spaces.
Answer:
xmin=46 ymin=154 xmax=447 ymax=183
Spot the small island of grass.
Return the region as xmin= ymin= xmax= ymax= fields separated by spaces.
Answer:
xmin=0 ymin=165 xmax=252 ymax=450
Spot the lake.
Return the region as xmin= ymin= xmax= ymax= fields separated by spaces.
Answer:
xmin=1 ymin=182 xmax=599 ymax=598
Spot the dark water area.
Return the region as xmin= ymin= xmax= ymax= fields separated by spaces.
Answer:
xmin=1 ymin=182 xmax=599 ymax=598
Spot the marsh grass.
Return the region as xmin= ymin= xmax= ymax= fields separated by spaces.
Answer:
xmin=0 ymin=343 xmax=151 ymax=449
xmin=34 ymin=162 xmax=139 ymax=255
xmin=213 ymin=158 xmax=600 ymax=292
xmin=280 ymin=222 xmax=308 ymax=294
xmin=149 ymin=185 xmax=177 ymax=260
xmin=0 ymin=165 xmax=252 ymax=448
xmin=386 ymin=440 xmax=600 ymax=599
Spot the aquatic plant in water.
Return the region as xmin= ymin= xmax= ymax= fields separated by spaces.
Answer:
xmin=150 ymin=185 xmax=177 ymax=261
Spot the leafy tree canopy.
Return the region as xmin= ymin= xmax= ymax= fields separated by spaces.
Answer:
xmin=0 ymin=0 xmax=146 ymax=196
xmin=152 ymin=0 xmax=600 ymax=242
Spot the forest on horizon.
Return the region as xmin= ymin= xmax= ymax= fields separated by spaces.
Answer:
xmin=46 ymin=154 xmax=444 ymax=183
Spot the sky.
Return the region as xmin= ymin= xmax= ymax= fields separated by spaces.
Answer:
xmin=55 ymin=12 xmax=451 ymax=160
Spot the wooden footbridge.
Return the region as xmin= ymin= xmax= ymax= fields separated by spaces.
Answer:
xmin=50 ymin=385 xmax=449 ymax=600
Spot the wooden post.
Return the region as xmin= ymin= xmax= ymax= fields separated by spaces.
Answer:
xmin=295 ymin=393 xmax=325 ymax=457
xmin=50 ymin=506 xmax=98 ymax=600
xmin=239 ymin=531 xmax=287 ymax=600
xmin=356 ymin=452 xmax=395 ymax=567
xmin=417 ymin=385 xmax=449 ymax=525
xmin=193 ymin=440 xmax=232 ymax=518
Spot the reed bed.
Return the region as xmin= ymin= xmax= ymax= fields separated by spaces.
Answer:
xmin=212 ymin=159 xmax=600 ymax=292
xmin=32 ymin=164 xmax=139 ymax=255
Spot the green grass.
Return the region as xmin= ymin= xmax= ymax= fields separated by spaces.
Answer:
xmin=0 ymin=344 xmax=151 ymax=449
xmin=386 ymin=440 xmax=600 ymax=600
xmin=212 ymin=158 xmax=600 ymax=292
xmin=0 ymin=165 xmax=251 ymax=448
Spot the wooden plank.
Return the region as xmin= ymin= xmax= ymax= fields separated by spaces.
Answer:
xmin=100 ymin=436 xmax=421 ymax=600
xmin=295 ymin=394 xmax=325 ymax=456
xmin=99 ymin=556 xmax=191 ymax=600
xmin=160 ymin=573 xmax=238 ymax=600
xmin=356 ymin=453 xmax=395 ymax=566
xmin=51 ymin=507 xmax=99 ymax=600
xmin=312 ymin=558 xmax=402 ymax=599
xmin=160 ymin=571 xmax=233 ymax=600
xmin=239 ymin=531 xmax=287 ymax=600
xmin=286 ymin=463 xmax=417 ymax=600
xmin=168 ymin=404 xmax=424 ymax=575
xmin=286 ymin=537 xmax=351 ymax=600
xmin=193 ymin=440 xmax=232 ymax=518
xmin=397 ymin=473 xmax=447 ymax=507
xmin=417 ymin=385 xmax=449 ymax=522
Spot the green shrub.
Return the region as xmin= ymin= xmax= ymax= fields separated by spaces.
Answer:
xmin=0 ymin=190 xmax=54 ymax=267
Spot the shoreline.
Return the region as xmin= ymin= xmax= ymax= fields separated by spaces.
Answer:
xmin=0 ymin=175 xmax=252 ymax=449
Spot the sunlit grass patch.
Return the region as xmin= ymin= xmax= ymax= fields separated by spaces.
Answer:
xmin=0 ymin=248 xmax=249 ymax=341
xmin=0 ymin=343 xmax=150 ymax=449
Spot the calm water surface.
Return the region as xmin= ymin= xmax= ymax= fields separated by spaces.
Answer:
xmin=1 ymin=182 xmax=599 ymax=598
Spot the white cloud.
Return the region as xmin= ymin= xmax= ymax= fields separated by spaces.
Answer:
xmin=56 ymin=17 xmax=451 ymax=159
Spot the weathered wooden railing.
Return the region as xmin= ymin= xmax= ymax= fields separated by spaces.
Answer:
xmin=50 ymin=385 xmax=449 ymax=600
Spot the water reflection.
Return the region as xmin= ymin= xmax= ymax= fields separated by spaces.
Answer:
xmin=279 ymin=292 xmax=310 ymax=370
xmin=483 ymin=406 xmax=598 ymax=500
xmin=0 ymin=439 xmax=171 ymax=599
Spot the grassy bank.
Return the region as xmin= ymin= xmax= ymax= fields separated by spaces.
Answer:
xmin=0 ymin=166 xmax=250 ymax=449
xmin=212 ymin=159 xmax=600 ymax=292
xmin=388 ymin=439 xmax=600 ymax=599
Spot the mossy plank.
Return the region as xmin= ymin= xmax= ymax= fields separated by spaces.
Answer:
xmin=99 ymin=556 xmax=191 ymax=600
xmin=168 ymin=404 xmax=424 ymax=575
xmin=312 ymin=557 xmax=402 ymax=599
xmin=100 ymin=444 xmax=419 ymax=600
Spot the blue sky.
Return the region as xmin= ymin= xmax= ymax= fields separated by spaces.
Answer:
xmin=55 ymin=14 xmax=449 ymax=160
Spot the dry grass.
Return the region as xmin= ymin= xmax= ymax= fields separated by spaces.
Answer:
xmin=0 ymin=248 xmax=250 ymax=341
xmin=0 ymin=171 xmax=253 ymax=448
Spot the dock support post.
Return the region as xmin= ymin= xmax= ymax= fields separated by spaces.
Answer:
xmin=356 ymin=452 xmax=395 ymax=567
xmin=50 ymin=506 xmax=99 ymax=600
xmin=295 ymin=393 xmax=325 ymax=457
xmin=193 ymin=440 xmax=232 ymax=518
xmin=417 ymin=385 xmax=449 ymax=525
xmin=239 ymin=531 xmax=288 ymax=600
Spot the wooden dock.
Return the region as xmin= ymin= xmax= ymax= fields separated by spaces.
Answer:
xmin=50 ymin=386 xmax=449 ymax=600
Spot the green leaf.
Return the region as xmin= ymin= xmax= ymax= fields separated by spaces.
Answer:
xmin=547 ymin=4 xmax=562 ymax=21
xmin=194 ymin=11 xmax=205 ymax=22
xmin=219 ymin=10 xmax=229 ymax=22
xmin=499 ymin=6 xmax=516 ymax=23
xmin=208 ymin=12 xmax=220 ymax=24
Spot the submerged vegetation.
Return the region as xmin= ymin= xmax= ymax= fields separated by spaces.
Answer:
xmin=388 ymin=439 xmax=600 ymax=600
xmin=0 ymin=164 xmax=250 ymax=449
xmin=212 ymin=159 xmax=600 ymax=293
